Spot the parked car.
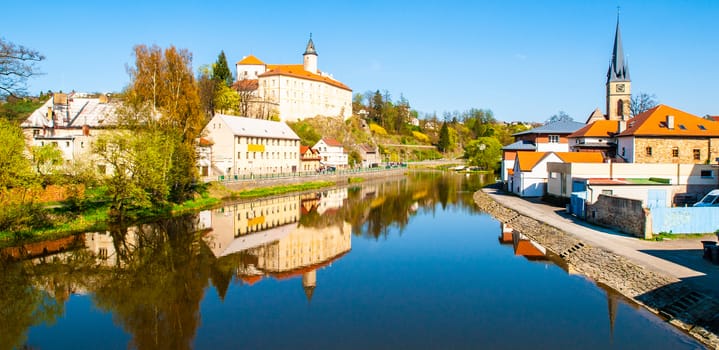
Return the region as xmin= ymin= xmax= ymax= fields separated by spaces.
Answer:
xmin=693 ymin=189 xmax=719 ymax=207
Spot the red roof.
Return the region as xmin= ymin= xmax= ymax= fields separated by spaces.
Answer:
xmin=322 ymin=137 xmax=343 ymax=147
xmin=232 ymin=79 xmax=259 ymax=91
xmin=618 ymin=104 xmax=719 ymax=137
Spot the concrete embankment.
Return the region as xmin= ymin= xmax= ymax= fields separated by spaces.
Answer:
xmin=222 ymin=168 xmax=408 ymax=192
xmin=473 ymin=190 xmax=719 ymax=349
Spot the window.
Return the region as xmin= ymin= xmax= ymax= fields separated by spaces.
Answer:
xmin=701 ymin=170 xmax=714 ymax=178
xmin=548 ymin=135 xmax=559 ymax=143
xmin=622 ymin=147 xmax=626 ymax=156
xmin=699 ymin=125 xmax=707 ymax=130
xmin=693 ymin=149 xmax=701 ymax=160
xmin=672 ymin=147 xmax=679 ymax=158
xmin=645 ymin=147 xmax=652 ymax=156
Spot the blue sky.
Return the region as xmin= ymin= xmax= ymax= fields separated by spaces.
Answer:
xmin=3 ymin=0 xmax=717 ymax=122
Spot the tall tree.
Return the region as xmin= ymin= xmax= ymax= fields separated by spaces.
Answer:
xmin=437 ymin=122 xmax=451 ymax=152
xmin=0 ymin=38 xmax=45 ymax=98
xmin=197 ymin=64 xmax=216 ymax=118
xmin=630 ymin=92 xmax=658 ymax=117
xmin=212 ymin=51 xmax=233 ymax=87
xmin=125 ymin=44 xmax=203 ymax=203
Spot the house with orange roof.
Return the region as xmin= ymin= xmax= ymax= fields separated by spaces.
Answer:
xmin=313 ymin=137 xmax=348 ymax=169
xmin=615 ymin=104 xmax=719 ymax=164
xmin=300 ymin=145 xmax=322 ymax=173
xmin=567 ymin=119 xmax=621 ymax=157
xmin=511 ymin=151 xmax=604 ymax=197
xmin=235 ymin=36 xmax=352 ymax=122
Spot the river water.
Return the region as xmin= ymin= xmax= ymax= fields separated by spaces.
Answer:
xmin=0 ymin=171 xmax=704 ymax=349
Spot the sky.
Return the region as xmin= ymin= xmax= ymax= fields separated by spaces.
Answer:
xmin=2 ymin=0 xmax=718 ymax=123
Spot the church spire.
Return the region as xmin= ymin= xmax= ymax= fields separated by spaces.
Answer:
xmin=607 ymin=14 xmax=630 ymax=83
xmin=304 ymin=33 xmax=317 ymax=56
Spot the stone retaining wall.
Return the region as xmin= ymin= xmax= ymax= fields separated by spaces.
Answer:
xmin=586 ymin=194 xmax=650 ymax=238
xmin=473 ymin=190 xmax=719 ymax=349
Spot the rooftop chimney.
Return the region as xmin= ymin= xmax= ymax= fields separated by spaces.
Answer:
xmin=82 ymin=124 xmax=90 ymax=136
xmin=618 ymin=120 xmax=626 ymax=133
xmin=667 ymin=115 xmax=675 ymax=130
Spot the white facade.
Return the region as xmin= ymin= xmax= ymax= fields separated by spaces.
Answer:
xmin=313 ymin=138 xmax=348 ymax=168
xmin=510 ymin=153 xmax=561 ymax=197
xmin=235 ymin=39 xmax=352 ymax=122
xmin=535 ymin=142 xmax=570 ymax=152
xmin=616 ymin=136 xmax=636 ymax=162
xmin=202 ymin=114 xmax=301 ymax=177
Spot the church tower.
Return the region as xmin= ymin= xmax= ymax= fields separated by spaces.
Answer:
xmin=303 ymin=35 xmax=318 ymax=74
xmin=606 ymin=16 xmax=631 ymax=121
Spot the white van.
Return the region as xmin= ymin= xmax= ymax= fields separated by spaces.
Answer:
xmin=693 ymin=189 xmax=719 ymax=207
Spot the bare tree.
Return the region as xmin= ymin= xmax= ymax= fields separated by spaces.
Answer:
xmin=0 ymin=38 xmax=45 ymax=98
xmin=546 ymin=111 xmax=573 ymax=123
xmin=630 ymin=92 xmax=658 ymax=117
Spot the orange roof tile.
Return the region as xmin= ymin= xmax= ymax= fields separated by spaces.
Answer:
xmin=568 ymin=120 xmax=619 ymax=138
xmin=554 ymin=152 xmax=604 ymax=163
xmin=237 ymin=55 xmax=265 ymax=65
xmin=516 ymin=151 xmax=547 ymax=172
xmin=300 ymin=145 xmax=310 ymax=154
xmin=514 ymin=240 xmax=545 ymax=257
xmin=322 ymin=137 xmax=343 ymax=147
xmin=260 ymin=64 xmax=351 ymax=91
xmin=618 ymin=104 xmax=719 ymax=137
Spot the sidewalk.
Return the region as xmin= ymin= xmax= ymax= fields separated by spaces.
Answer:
xmin=483 ymin=186 xmax=719 ymax=297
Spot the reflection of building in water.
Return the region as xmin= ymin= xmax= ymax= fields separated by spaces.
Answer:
xmin=498 ymin=223 xmax=547 ymax=260
xmin=202 ymin=194 xmax=301 ymax=257
xmin=84 ymin=227 xmax=142 ymax=267
xmin=202 ymin=192 xmax=351 ymax=301
xmin=317 ymin=187 xmax=348 ymax=215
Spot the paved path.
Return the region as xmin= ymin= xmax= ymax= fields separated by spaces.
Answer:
xmin=483 ymin=187 xmax=719 ymax=297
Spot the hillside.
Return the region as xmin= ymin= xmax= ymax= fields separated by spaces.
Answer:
xmin=288 ymin=115 xmax=442 ymax=163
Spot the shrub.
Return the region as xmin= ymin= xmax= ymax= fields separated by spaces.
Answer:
xmin=412 ymin=131 xmax=430 ymax=143
xmin=369 ymin=123 xmax=387 ymax=136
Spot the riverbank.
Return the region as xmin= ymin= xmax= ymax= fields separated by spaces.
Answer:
xmin=473 ymin=187 xmax=719 ymax=349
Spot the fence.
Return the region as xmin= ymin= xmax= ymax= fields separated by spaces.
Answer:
xmin=650 ymin=207 xmax=719 ymax=234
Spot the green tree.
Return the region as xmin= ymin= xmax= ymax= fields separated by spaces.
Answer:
xmin=437 ymin=122 xmax=451 ymax=152
xmin=213 ymin=84 xmax=239 ymax=115
xmin=30 ymin=144 xmax=63 ymax=187
xmin=212 ymin=50 xmax=233 ymax=87
xmin=125 ymin=44 xmax=204 ymax=203
xmin=93 ymin=129 xmax=175 ymax=221
xmin=287 ymin=120 xmax=321 ymax=146
xmin=464 ymin=137 xmax=502 ymax=171
xmin=348 ymin=149 xmax=362 ymax=167
xmin=0 ymin=38 xmax=45 ymax=98
xmin=0 ymin=119 xmax=33 ymax=189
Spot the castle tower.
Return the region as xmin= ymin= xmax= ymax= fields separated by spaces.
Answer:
xmin=303 ymin=35 xmax=318 ymax=74
xmin=606 ymin=15 xmax=631 ymax=121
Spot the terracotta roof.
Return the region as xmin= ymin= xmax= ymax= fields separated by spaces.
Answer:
xmin=300 ymin=145 xmax=310 ymax=154
xmin=270 ymin=250 xmax=350 ymax=280
xmin=514 ymin=240 xmax=545 ymax=257
xmin=321 ymin=137 xmax=343 ymax=147
xmin=237 ymin=55 xmax=265 ymax=65
xmin=568 ymin=120 xmax=619 ymax=138
xmin=709 ymin=116 xmax=719 ymax=122
xmin=516 ymin=151 xmax=548 ymax=172
xmin=260 ymin=64 xmax=351 ymax=91
xmin=554 ymin=152 xmax=604 ymax=163
xmin=198 ymin=137 xmax=213 ymax=147
xmin=618 ymin=104 xmax=719 ymax=137
xmin=233 ymin=79 xmax=259 ymax=91
xmin=240 ymin=275 xmax=263 ymax=285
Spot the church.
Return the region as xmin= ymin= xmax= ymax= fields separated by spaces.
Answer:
xmin=234 ymin=37 xmax=353 ymax=122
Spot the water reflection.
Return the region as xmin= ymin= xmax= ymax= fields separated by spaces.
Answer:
xmin=4 ymin=172 xmax=696 ymax=350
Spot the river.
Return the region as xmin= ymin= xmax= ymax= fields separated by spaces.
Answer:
xmin=0 ymin=171 xmax=704 ymax=349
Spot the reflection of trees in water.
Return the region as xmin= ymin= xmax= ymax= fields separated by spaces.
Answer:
xmin=332 ymin=172 xmax=490 ymax=240
xmin=0 ymin=259 xmax=64 ymax=350
xmin=92 ymin=215 xmax=213 ymax=350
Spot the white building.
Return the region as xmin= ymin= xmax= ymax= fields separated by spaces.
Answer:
xmin=235 ymin=37 xmax=353 ymax=122
xmin=202 ymin=114 xmax=301 ymax=177
xmin=20 ymin=93 xmax=117 ymax=174
xmin=313 ymin=137 xmax=348 ymax=168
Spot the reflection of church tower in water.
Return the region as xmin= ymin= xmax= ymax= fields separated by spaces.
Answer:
xmin=303 ymin=270 xmax=317 ymax=302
